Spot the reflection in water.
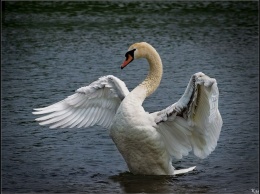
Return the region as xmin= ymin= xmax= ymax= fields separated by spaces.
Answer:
xmin=110 ymin=171 xmax=210 ymax=193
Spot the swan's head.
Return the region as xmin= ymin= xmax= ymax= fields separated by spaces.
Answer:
xmin=121 ymin=42 xmax=154 ymax=69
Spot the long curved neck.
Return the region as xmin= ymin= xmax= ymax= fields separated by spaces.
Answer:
xmin=131 ymin=46 xmax=163 ymax=104
xmin=141 ymin=50 xmax=163 ymax=96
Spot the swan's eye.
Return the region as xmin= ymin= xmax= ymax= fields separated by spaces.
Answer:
xmin=125 ymin=49 xmax=136 ymax=60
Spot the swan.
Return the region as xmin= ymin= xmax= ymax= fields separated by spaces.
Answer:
xmin=33 ymin=42 xmax=222 ymax=175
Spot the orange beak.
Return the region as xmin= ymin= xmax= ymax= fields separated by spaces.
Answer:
xmin=121 ymin=54 xmax=133 ymax=69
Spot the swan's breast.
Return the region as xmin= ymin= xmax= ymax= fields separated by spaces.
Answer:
xmin=109 ymin=99 xmax=173 ymax=175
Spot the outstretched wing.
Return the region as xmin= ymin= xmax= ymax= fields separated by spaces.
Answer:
xmin=33 ymin=75 xmax=129 ymax=129
xmin=151 ymin=72 xmax=223 ymax=159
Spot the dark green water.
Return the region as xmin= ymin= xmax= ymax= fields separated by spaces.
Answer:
xmin=2 ymin=1 xmax=258 ymax=193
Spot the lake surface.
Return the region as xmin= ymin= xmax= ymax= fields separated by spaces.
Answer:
xmin=2 ymin=1 xmax=259 ymax=193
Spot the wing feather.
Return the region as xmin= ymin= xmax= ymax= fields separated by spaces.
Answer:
xmin=70 ymin=109 xmax=87 ymax=128
xmin=88 ymin=107 xmax=100 ymax=127
xmin=33 ymin=75 xmax=129 ymax=129
xmin=61 ymin=108 xmax=85 ymax=128
xmin=152 ymin=72 xmax=223 ymax=159
xmin=100 ymin=109 xmax=110 ymax=127
xmin=59 ymin=109 xmax=82 ymax=128
xmin=84 ymin=107 xmax=97 ymax=127
xmin=78 ymin=107 xmax=94 ymax=128
xmin=49 ymin=108 xmax=77 ymax=129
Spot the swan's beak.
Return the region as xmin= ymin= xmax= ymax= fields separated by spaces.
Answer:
xmin=121 ymin=54 xmax=133 ymax=69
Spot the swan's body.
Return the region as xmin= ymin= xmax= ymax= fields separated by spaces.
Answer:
xmin=33 ymin=42 xmax=222 ymax=175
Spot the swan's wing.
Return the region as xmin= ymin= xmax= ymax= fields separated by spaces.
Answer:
xmin=151 ymin=72 xmax=223 ymax=159
xmin=33 ymin=75 xmax=129 ymax=129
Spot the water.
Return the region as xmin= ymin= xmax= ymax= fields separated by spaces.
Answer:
xmin=2 ymin=1 xmax=258 ymax=193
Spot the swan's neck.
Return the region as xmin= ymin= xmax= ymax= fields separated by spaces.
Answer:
xmin=132 ymin=48 xmax=163 ymax=104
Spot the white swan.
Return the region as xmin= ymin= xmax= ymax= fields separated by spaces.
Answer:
xmin=33 ymin=42 xmax=222 ymax=175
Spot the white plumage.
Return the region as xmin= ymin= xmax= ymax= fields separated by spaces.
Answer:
xmin=33 ymin=75 xmax=129 ymax=129
xmin=33 ymin=42 xmax=222 ymax=175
